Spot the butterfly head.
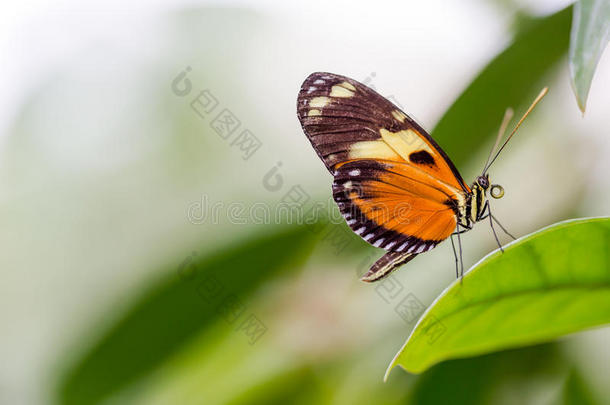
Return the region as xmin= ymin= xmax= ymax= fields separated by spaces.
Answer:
xmin=475 ymin=175 xmax=504 ymax=199
xmin=469 ymin=175 xmax=504 ymax=223
xmin=475 ymin=175 xmax=490 ymax=191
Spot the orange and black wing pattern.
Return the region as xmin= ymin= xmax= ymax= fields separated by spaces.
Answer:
xmin=297 ymin=72 xmax=470 ymax=281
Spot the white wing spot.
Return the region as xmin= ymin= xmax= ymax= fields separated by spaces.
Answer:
xmin=397 ymin=242 xmax=409 ymax=252
xmin=348 ymin=169 xmax=361 ymax=176
xmin=373 ymin=238 xmax=385 ymax=247
xmin=385 ymin=241 xmax=397 ymax=250
xmin=416 ymin=245 xmax=426 ymax=253
xmin=313 ymin=79 xmax=325 ymax=85
xmin=347 ymin=218 xmax=357 ymax=225
xmin=307 ymin=86 xmax=317 ymax=94
xmin=355 ymin=227 xmax=366 ymax=235
xmin=364 ymin=233 xmax=376 ymax=241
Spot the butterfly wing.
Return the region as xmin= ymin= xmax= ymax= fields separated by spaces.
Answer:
xmin=366 ymin=251 xmax=418 ymax=282
xmin=297 ymin=72 xmax=469 ymax=192
xmin=334 ymin=160 xmax=460 ymax=281
xmin=297 ymin=72 xmax=469 ymax=281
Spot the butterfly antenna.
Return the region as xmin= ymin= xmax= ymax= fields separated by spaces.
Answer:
xmin=482 ymin=108 xmax=514 ymax=175
xmin=483 ymin=87 xmax=548 ymax=174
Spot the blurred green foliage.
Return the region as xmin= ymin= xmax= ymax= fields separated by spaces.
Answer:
xmin=561 ymin=368 xmax=602 ymax=405
xmin=409 ymin=343 xmax=565 ymax=405
xmin=569 ymin=0 xmax=610 ymax=112
xmin=58 ymin=226 xmax=317 ymax=405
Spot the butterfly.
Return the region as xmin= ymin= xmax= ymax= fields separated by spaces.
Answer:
xmin=297 ymin=72 xmax=547 ymax=282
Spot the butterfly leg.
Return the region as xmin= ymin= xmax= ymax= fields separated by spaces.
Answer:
xmin=491 ymin=213 xmax=517 ymax=240
xmin=450 ymin=234 xmax=459 ymax=278
xmin=456 ymin=223 xmax=465 ymax=282
xmin=485 ymin=202 xmax=504 ymax=253
xmin=451 ymin=222 xmax=473 ymax=236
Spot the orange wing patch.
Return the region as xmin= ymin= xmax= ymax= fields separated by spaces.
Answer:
xmin=333 ymin=160 xmax=461 ymax=254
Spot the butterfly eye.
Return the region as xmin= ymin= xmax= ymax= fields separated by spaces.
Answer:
xmin=490 ymin=184 xmax=504 ymax=199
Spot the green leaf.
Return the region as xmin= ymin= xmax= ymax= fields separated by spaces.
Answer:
xmin=57 ymin=226 xmax=317 ymax=405
xmin=569 ymin=0 xmax=610 ymax=112
xmin=432 ymin=6 xmax=571 ymax=170
xmin=387 ymin=217 xmax=610 ymax=376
